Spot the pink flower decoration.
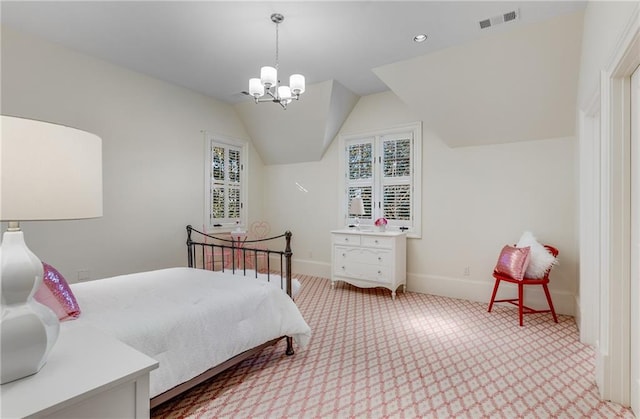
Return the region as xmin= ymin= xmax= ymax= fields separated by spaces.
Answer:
xmin=374 ymin=217 xmax=388 ymax=226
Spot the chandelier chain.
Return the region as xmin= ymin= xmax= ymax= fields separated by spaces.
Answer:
xmin=275 ymin=20 xmax=279 ymax=71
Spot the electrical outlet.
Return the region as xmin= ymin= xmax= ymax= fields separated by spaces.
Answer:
xmin=463 ymin=266 xmax=470 ymax=276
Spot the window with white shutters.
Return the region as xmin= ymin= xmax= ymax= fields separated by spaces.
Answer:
xmin=205 ymin=136 xmax=247 ymax=231
xmin=341 ymin=123 xmax=422 ymax=237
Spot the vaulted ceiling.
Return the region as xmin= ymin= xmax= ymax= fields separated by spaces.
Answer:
xmin=1 ymin=1 xmax=586 ymax=164
xmin=373 ymin=10 xmax=583 ymax=147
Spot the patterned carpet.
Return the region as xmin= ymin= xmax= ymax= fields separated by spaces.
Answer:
xmin=151 ymin=275 xmax=634 ymax=418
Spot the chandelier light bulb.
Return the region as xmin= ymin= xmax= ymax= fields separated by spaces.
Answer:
xmin=278 ymin=85 xmax=292 ymax=101
xmin=260 ymin=66 xmax=277 ymax=88
xmin=290 ymin=74 xmax=306 ymax=95
xmin=249 ymin=78 xmax=265 ymax=98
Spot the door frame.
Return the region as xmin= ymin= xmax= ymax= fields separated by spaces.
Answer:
xmin=630 ymin=62 xmax=639 ymax=416
xmin=595 ymin=5 xmax=640 ymax=405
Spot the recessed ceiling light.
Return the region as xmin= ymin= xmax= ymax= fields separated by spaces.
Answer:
xmin=413 ymin=34 xmax=428 ymax=43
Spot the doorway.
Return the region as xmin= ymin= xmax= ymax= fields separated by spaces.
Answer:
xmin=593 ymin=9 xmax=640 ymax=406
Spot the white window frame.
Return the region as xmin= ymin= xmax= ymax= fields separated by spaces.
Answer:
xmin=338 ymin=122 xmax=422 ymax=238
xmin=204 ymin=134 xmax=248 ymax=232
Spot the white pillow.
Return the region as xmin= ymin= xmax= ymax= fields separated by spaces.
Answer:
xmin=516 ymin=231 xmax=557 ymax=279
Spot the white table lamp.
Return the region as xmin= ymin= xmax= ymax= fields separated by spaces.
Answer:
xmin=0 ymin=115 xmax=103 ymax=383
xmin=349 ymin=197 xmax=365 ymax=229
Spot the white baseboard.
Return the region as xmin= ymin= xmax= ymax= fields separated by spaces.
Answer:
xmin=575 ymin=294 xmax=581 ymax=332
xmin=291 ymin=260 xmax=576 ymax=316
xmin=292 ymin=258 xmax=331 ymax=279
xmin=595 ymin=342 xmax=607 ymax=400
xmin=407 ymin=272 xmax=576 ymax=316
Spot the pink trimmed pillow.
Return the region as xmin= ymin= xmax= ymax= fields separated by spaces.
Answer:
xmin=494 ymin=245 xmax=531 ymax=281
xmin=34 ymin=262 xmax=81 ymax=321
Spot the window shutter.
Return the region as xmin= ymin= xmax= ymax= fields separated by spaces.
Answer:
xmin=348 ymin=186 xmax=373 ymax=221
xmin=383 ymin=185 xmax=411 ymax=221
xmin=348 ymin=142 xmax=373 ymax=180
xmin=205 ymin=138 xmax=246 ymax=229
xmin=381 ymin=135 xmax=412 ymax=223
xmin=382 ymin=137 xmax=411 ymax=178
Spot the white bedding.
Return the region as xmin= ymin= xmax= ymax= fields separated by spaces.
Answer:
xmin=221 ymin=268 xmax=302 ymax=298
xmin=63 ymin=267 xmax=311 ymax=398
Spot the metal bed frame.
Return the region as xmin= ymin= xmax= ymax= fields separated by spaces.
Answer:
xmin=150 ymin=225 xmax=295 ymax=408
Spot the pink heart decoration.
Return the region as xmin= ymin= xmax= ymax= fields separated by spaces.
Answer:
xmin=251 ymin=221 xmax=271 ymax=239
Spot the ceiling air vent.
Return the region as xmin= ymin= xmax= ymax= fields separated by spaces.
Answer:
xmin=503 ymin=10 xmax=518 ymax=22
xmin=478 ymin=9 xmax=519 ymax=30
xmin=479 ymin=19 xmax=491 ymax=29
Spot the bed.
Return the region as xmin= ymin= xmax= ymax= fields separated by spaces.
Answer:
xmin=60 ymin=225 xmax=311 ymax=408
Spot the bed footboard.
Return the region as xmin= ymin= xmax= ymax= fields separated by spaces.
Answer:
xmin=151 ymin=226 xmax=298 ymax=409
xmin=186 ymin=224 xmax=295 ymax=357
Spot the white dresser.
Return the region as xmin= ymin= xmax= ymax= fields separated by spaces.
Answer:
xmin=1 ymin=325 xmax=158 ymax=418
xmin=331 ymin=229 xmax=407 ymax=299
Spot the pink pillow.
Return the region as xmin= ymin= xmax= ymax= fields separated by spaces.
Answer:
xmin=34 ymin=262 xmax=81 ymax=321
xmin=494 ymin=245 xmax=531 ymax=281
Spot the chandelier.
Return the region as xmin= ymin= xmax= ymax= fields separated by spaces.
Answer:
xmin=248 ymin=13 xmax=305 ymax=109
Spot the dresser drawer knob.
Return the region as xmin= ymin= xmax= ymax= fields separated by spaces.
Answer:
xmin=342 ymin=253 xmax=346 ymax=257
xmin=375 ymin=240 xmax=379 ymax=244
xmin=378 ymin=257 xmax=382 ymax=261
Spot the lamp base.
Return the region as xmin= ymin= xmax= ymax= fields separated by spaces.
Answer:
xmin=0 ymin=229 xmax=60 ymax=384
xmin=1 ymin=308 xmax=51 ymax=382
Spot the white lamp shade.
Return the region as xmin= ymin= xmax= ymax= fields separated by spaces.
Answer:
xmin=1 ymin=115 xmax=103 ymax=221
xmin=290 ymin=74 xmax=306 ymax=95
xmin=260 ymin=66 xmax=277 ymax=87
xmin=349 ymin=197 xmax=365 ymax=215
xmin=249 ymin=78 xmax=264 ymax=98
xmin=278 ymin=85 xmax=292 ymax=101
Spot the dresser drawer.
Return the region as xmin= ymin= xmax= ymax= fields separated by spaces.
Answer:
xmin=361 ymin=235 xmax=394 ymax=249
xmin=335 ymin=246 xmax=392 ymax=265
xmin=334 ymin=262 xmax=392 ymax=284
xmin=332 ymin=233 xmax=361 ymax=246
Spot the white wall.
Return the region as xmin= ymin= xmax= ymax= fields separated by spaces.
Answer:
xmin=1 ymin=27 xmax=264 ymax=281
xmin=267 ymin=91 xmax=578 ymax=314
xmin=577 ymin=1 xmax=640 ymax=108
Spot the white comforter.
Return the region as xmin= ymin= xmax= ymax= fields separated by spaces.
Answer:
xmin=63 ymin=267 xmax=311 ymax=397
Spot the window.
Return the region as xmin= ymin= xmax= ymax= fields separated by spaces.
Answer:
xmin=204 ymin=135 xmax=248 ymax=231
xmin=340 ymin=122 xmax=422 ymax=237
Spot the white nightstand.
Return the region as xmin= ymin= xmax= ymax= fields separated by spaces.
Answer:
xmin=331 ymin=229 xmax=407 ymax=299
xmin=1 ymin=324 xmax=158 ymax=418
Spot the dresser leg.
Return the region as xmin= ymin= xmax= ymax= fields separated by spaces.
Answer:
xmin=331 ymin=281 xmax=335 ymax=289
xmin=391 ymin=290 xmax=396 ymax=300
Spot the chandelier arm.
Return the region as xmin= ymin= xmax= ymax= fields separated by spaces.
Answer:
xmin=255 ymin=97 xmax=279 ymax=103
xmin=265 ymin=89 xmax=277 ymax=100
